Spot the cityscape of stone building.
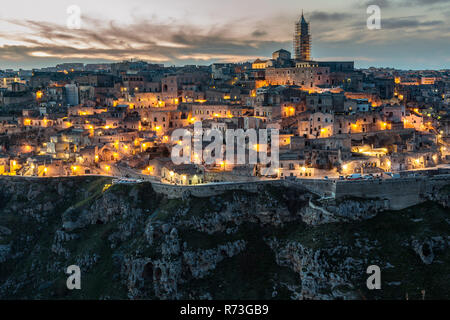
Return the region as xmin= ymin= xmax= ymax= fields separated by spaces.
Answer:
xmin=0 ymin=8 xmax=449 ymax=302
xmin=0 ymin=12 xmax=447 ymax=185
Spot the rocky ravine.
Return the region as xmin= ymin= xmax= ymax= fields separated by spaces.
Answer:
xmin=0 ymin=177 xmax=449 ymax=300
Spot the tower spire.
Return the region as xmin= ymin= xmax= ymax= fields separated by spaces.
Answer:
xmin=294 ymin=11 xmax=311 ymax=61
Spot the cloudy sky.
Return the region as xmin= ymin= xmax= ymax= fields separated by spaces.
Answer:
xmin=0 ymin=0 xmax=449 ymax=70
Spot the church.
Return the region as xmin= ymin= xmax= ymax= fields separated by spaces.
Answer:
xmin=253 ymin=11 xmax=355 ymax=90
xmin=294 ymin=11 xmax=311 ymax=61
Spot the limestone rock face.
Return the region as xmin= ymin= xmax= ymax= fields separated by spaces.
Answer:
xmin=144 ymin=223 xmax=155 ymax=245
xmin=301 ymin=198 xmax=389 ymax=226
xmin=176 ymin=191 xmax=307 ymax=234
xmin=425 ymin=186 xmax=450 ymax=208
xmin=411 ymin=237 xmax=449 ymax=265
xmin=120 ymin=221 xmax=246 ymax=299
xmin=0 ymin=226 xmax=12 ymax=236
xmin=183 ymin=240 xmax=247 ymax=279
xmin=0 ymin=177 xmax=448 ymax=300
xmin=412 ymin=240 xmax=435 ymax=265
xmin=0 ymin=245 xmax=11 ymax=263
xmin=62 ymin=207 xmax=89 ymax=231
xmin=266 ymin=238 xmax=359 ymax=300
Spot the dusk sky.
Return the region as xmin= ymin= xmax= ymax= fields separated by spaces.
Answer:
xmin=0 ymin=0 xmax=449 ymax=70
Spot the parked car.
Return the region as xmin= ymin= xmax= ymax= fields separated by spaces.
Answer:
xmin=346 ymin=174 xmax=362 ymax=181
xmin=363 ymin=175 xmax=374 ymax=180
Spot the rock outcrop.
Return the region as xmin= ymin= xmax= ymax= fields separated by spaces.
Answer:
xmin=301 ymin=197 xmax=389 ymax=225
xmin=0 ymin=177 xmax=449 ymax=300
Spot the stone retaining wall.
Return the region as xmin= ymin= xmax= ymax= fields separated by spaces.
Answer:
xmin=150 ymin=174 xmax=450 ymax=210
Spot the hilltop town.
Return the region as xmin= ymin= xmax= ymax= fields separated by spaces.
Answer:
xmin=0 ymin=13 xmax=449 ymax=185
xmin=0 ymin=7 xmax=450 ymax=303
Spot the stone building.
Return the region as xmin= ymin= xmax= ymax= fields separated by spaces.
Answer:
xmin=294 ymin=12 xmax=311 ymax=61
xmin=265 ymin=63 xmax=330 ymax=88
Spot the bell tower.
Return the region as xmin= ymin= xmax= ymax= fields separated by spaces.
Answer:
xmin=294 ymin=11 xmax=311 ymax=61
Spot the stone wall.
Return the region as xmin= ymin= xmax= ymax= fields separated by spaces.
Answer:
xmin=332 ymin=175 xmax=450 ymax=210
xmin=287 ymin=179 xmax=336 ymax=197
xmin=149 ymin=174 xmax=450 ymax=210
xmin=150 ymin=180 xmax=287 ymax=199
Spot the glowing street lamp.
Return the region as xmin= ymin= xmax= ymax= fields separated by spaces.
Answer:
xmin=386 ymin=160 xmax=391 ymax=168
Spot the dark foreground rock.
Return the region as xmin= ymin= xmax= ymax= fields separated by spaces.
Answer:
xmin=0 ymin=177 xmax=448 ymax=300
